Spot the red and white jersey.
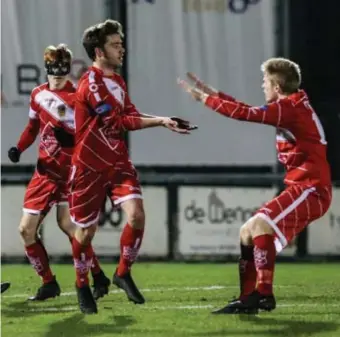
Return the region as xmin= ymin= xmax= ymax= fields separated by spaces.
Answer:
xmin=205 ymin=90 xmax=331 ymax=186
xmin=72 ymin=66 xmax=142 ymax=172
xmin=17 ymin=81 xmax=76 ymax=179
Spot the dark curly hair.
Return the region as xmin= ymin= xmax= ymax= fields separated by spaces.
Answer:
xmin=82 ymin=20 xmax=124 ymax=61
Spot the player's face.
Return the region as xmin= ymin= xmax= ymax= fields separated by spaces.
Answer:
xmin=48 ymin=75 xmax=68 ymax=90
xmin=102 ymin=34 xmax=125 ymax=68
xmin=262 ymin=73 xmax=279 ymax=103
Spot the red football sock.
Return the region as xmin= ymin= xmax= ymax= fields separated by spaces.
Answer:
xmin=68 ymin=236 xmax=100 ymax=276
xmin=117 ymin=223 xmax=144 ymax=276
xmin=71 ymin=238 xmax=93 ymax=287
xmin=253 ymin=234 xmax=276 ymax=296
xmin=91 ymin=252 xmax=101 ymax=275
xmin=239 ymin=243 xmax=257 ymax=299
xmin=25 ymin=240 xmax=54 ymax=284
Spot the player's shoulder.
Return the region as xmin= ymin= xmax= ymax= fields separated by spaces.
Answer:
xmin=77 ymin=67 xmax=104 ymax=92
xmin=31 ymin=82 xmax=48 ymax=97
xmin=113 ymin=73 xmax=127 ymax=89
xmin=65 ymin=80 xmax=77 ymax=93
xmin=285 ymin=90 xmax=309 ymax=109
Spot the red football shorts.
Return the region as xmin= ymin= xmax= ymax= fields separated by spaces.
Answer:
xmin=254 ymin=184 xmax=332 ymax=253
xmin=23 ymin=170 xmax=69 ymax=215
xmin=69 ymin=161 xmax=142 ymax=228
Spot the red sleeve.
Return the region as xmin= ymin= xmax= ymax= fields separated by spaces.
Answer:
xmin=205 ymin=95 xmax=292 ymax=128
xmin=82 ymin=76 xmax=142 ymax=130
xmin=28 ymin=90 xmax=40 ymax=119
xmin=121 ymin=79 xmax=141 ymax=117
xmin=17 ymin=118 xmax=40 ymax=152
xmin=17 ymin=91 xmax=41 ymax=152
xmin=124 ymin=93 xmax=141 ymax=117
xmin=121 ymin=93 xmax=146 ymax=129
xmin=218 ymin=92 xmax=251 ymax=108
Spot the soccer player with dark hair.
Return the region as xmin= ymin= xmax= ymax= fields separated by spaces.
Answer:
xmin=70 ymin=20 xmax=196 ymax=314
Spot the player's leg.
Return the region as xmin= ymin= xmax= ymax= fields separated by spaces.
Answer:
xmin=238 ymin=222 xmax=257 ymax=299
xmin=109 ymin=164 xmax=145 ymax=304
xmin=117 ymin=198 xmax=145 ymax=276
xmin=213 ymin=185 xmax=331 ymax=314
xmin=20 ymin=173 xmax=61 ymax=300
xmin=56 ymin=200 xmax=110 ymax=300
xmin=248 ymin=185 xmax=331 ymax=308
xmin=212 ymin=215 xmax=271 ymax=314
xmin=68 ymin=167 xmax=107 ymax=314
xmin=113 ymin=198 xmax=145 ymax=304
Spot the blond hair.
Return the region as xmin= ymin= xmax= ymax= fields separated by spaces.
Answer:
xmin=261 ymin=57 xmax=301 ymax=94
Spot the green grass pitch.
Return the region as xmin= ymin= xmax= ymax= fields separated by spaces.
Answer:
xmin=1 ymin=263 xmax=339 ymax=337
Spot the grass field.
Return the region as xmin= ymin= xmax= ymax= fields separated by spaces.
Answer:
xmin=1 ymin=263 xmax=340 ymax=337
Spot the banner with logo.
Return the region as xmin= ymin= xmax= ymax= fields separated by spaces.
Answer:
xmin=128 ymin=0 xmax=277 ymax=165
xmin=308 ymin=187 xmax=340 ymax=255
xmin=1 ymin=186 xmax=168 ymax=257
xmin=177 ymin=187 xmax=278 ymax=256
xmin=43 ymin=187 xmax=169 ymax=257
xmin=1 ymin=0 xmax=105 ymax=165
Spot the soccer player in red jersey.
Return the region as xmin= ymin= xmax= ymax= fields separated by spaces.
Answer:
xmin=8 ymin=44 xmax=110 ymax=301
xmin=179 ymin=58 xmax=332 ymax=314
xmin=70 ymin=20 xmax=196 ymax=314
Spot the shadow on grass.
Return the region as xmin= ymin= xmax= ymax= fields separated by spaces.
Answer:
xmin=1 ymin=300 xmax=77 ymax=318
xmin=192 ymin=314 xmax=339 ymax=337
xmin=45 ymin=314 xmax=136 ymax=337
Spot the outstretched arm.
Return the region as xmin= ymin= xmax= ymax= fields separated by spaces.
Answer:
xmin=186 ymin=72 xmax=251 ymax=107
xmin=122 ymin=88 xmax=197 ymax=133
xmin=178 ymin=78 xmax=292 ymax=128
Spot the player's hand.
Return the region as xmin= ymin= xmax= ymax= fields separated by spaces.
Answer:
xmin=161 ymin=117 xmax=191 ymax=134
xmin=53 ymin=127 xmax=75 ymax=148
xmin=177 ymin=78 xmax=208 ymax=102
xmin=186 ymin=72 xmax=218 ymax=96
xmin=8 ymin=147 xmax=21 ymax=163
xmin=170 ymin=117 xmax=198 ymax=131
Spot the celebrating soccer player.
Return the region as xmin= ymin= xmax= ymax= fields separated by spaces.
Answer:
xmin=8 ymin=44 xmax=110 ymax=302
xmin=70 ymin=20 xmax=196 ymax=314
xmin=179 ymin=58 xmax=332 ymax=314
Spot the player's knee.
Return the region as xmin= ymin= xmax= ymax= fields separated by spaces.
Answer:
xmin=127 ymin=208 xmax=145 ymax=229
xmin=18 ymin=224 xmax=33 ymax=242
xmin=248 ymin=216 xmax=274 ymax=238
xmin=57 ymin=218 xmax=75 ymax=238
xmin=239 ymin=223 xmax=253 ymax=245
xmin=18 ymin=215 xmax=39 ymax=244
xmin=74 ymin=225 xmax=96 ymax=245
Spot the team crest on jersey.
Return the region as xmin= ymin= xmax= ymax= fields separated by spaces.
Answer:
xmin=98 ymin=119 xmax=121 ymax=151
xmin=57 ymin=104 xmax=66 ymax=117
xmin=35 ymin=90 xmax=75 ymax=130
xmin=40 ymin=122 xmax=60 ymax=157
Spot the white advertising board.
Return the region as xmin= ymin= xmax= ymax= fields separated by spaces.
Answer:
xmin=1 ymin=186 xmax=168 ymax=257
xmin=177 ymin=187 xmax=278 ymax=256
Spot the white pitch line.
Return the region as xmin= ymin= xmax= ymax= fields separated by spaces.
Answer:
xmin=3 ymin=303 xmax=340 ymax=313
xmin=2 ymin=285 xmax=294 ymax=299
xmin=3 ymin=285 xmax=227 ymax=298
xmin=144 ymin=303 xmax=340 ymax=310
